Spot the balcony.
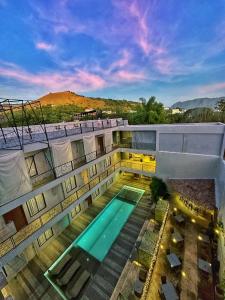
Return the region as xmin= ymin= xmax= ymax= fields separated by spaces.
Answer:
xmin=0 ymin=119 xmax=126 ymax=150
xmin=0 ymin=141 xmax=157 ymax=213
xmin=0 ymin=158 xmax=154 ymax=260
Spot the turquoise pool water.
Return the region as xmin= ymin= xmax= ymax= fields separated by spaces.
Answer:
xmin=74 ymin=186 xmax=144 ymax=261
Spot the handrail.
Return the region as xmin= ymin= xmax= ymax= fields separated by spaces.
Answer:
xmin=0 ymin=142 xmax=156 ymax=208
xmin=0 ymin=159 xmax=155 ymax=258
xmin=0 ymin=119 xmax=126 ymax=149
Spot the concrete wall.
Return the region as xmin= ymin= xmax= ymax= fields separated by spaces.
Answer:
xmin=156 ymin=151 xmax=220 ymax=180
xmin=159 ymin=133 xmax=223 ymax=156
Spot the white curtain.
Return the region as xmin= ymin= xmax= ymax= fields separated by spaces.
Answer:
xmin=104 ymin=131 xmax=113 ymax=153
xmin=0 ymin=150 xmax=32 ymax=205
xmin=83 ymin=135 xmax=96 ymax=162
xmin=51 ymin=140 xmax=73 ymax=177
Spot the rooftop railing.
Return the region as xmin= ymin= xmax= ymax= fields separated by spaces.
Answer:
xmin=0 ymin=158 xmax=154 ymax=259
xmin=0 ymin=118 xmax=127 ymax=150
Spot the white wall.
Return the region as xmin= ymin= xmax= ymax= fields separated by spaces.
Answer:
xmin=156 ymin=151 xmax=220 ymax=180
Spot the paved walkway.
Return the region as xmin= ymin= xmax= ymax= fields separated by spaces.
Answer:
xmin=4 ymin=175 xmax=151 ymax=300
xmin=180 ymin=222 xmax=198 ymax=300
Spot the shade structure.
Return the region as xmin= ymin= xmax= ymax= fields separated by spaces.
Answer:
xmin=51 ymin=140 xmax=73 ymax=177
xmin=104 ymin=131 xmax=113 ymax=153
xmin=83 ymin=135 xmax=97 ymax=162
xmin=0 ymin=150 xmax=32 ymax=205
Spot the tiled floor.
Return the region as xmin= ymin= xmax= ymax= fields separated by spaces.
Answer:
xmin=4 ymin=174 xmax=151 ymax=300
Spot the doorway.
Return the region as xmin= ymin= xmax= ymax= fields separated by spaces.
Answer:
xmin=3 ymin=206 xmax=28 ymax=231
xmin=96 ymin=135 xmax=104 ymax=155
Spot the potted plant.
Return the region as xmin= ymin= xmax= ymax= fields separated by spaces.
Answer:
xmin=215 ymin=271 xmax=225 ymax=299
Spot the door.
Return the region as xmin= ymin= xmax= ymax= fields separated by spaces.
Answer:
xmin=86 ymin=195 xmax=92 ymax=206
xmin=3 ymin=206 xmax=28 ymax=231
xmin=96 ymin=136 xmax=104 ymax=155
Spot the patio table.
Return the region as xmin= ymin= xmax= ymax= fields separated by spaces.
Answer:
xmin=167 ymin=253 xmax=181 ymax=268
xmin=198 ymin=234 xmax=210 ymax=244
xmin=174 ymin=214 xmax=185 ymax=223
xmin=161 ymin=281 xmax=179 ymax=300
xmin=198 ymin=258 xmax=212 ymax=274
xmin=172 ymin=231 xmax=183 ymax=243
xmin=134 ymin=279 xmax=144 ymax=297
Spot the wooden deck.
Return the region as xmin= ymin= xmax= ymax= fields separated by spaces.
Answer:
xmin=4 ymin=174 xmax=151 ymax=300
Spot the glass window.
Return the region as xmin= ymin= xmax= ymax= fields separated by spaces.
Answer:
xmin=104 ymin=156 xmax=111 ymax=168
xmin=71 ymin=204 xmax=81 ymax=218
xmin=64 ymin=176 xmax=77 ymax=193
xmin=107 ymin=178 xmax=113 ymax=187
xmin=37 ymin=228 xmax=53 ymax=246
xmin=89 ymin=164 xmax=97 ymax=178
xmin=92 ymin=188 xmax=100 ymax=199
xmin=25 ymin=156 xmax=38 ymax=177
xmin=27 ymin=194 xmax=46 ymax=217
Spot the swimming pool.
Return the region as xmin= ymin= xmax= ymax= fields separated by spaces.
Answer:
xmin=74 ymin=185 xmax=144 ymax=261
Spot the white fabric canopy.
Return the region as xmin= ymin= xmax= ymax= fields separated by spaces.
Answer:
xmin=83 ymin=135 xmax=96 ymax=162
xmin=104 ymin=131 xmax=113 ymax=153
xmin=0 ymin=150 xmax=32 ymax=205
xmin=51 ymin=140 xmax=73 ymax=177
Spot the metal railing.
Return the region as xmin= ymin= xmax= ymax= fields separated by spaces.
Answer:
xmin=0 ymin=119 xmax=126 ymax=149
xmin=0 ymin=142 xmax=156 ymax=208
xmin=0 ymin=158 xmax=155 ymax=258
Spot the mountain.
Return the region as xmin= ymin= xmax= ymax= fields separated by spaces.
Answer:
xmin=36 ymin=91 xmax=138 ymax=111
xmin=171 ymin=97 xmax=225 ymax=110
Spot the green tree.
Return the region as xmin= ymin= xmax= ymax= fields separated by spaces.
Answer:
xmin=150 ymin=177 xmax=169 ymax=203
xmin=216 ymin=99 xmax=225 ymax=112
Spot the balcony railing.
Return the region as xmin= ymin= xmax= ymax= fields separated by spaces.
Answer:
xmin=0 ymin=142 xmax=157 ymax=208
xmin=0 ymin=119 xmax=127 ymax=150
xmin=0 ymin=159 xmax=154 ymax=259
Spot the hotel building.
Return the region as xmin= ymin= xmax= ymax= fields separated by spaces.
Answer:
xmin=0 ymin=109 xmax=224 ymax=299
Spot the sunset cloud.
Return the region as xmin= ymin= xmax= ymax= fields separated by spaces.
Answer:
xmin=36 ymin=42 xmax=55 ymax=52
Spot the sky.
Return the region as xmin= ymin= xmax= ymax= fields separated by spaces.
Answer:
xmin=0 ymin=0 xmax=225 ymax=106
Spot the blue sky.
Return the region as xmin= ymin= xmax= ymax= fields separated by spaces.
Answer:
xmin=0 ymin=0 xmax=225 ymax=106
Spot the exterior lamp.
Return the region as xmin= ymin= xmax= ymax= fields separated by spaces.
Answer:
xmin=215 ymin=228 xmax=220 ymax=235
xmin=191 ymin=218 xmax=196 ymax=223
xmin=198 ymin=235 xmax=203 ymax=240
xmin=181 ymin=271 xmax=186 ymax=277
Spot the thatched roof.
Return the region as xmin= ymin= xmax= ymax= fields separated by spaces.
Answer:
xmin=168 ymin=179 xmax=215 ymax=210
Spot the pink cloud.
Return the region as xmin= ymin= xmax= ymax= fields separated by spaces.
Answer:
xmin=0 ymin=64 xmax=106 ymax=92
xmin=109 ymin=49 xmax=131 ymax=70
xmin=122 ymin=0 xmax=165 ymax=56
xmin=36 ymin=42 xmax=55 ymax=52
xmin=199 ymin=82 xmax=225 ymax=93
xmin=113 ymin=70 xmax=146 ymax=82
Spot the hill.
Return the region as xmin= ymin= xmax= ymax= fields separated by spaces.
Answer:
xmin=171 ymin=96 xmax=225 ymax=110
xmin=37 ymin=91 xmax=138 ymax=111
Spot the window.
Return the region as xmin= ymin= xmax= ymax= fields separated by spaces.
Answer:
xmin=92 ymin=188 xmax=100 ymax=199
xmin=27 ymin=194 xmax=46 ymax=217
xmin=71 ymin=204 xmax=81 ymax=218
xmin=25 ymin=156 xmax=38 ymax=177
xmin=104 ymin=156 xmax=111 ymax=168
xmin=88 ymin=164 xmax=97 ymax=178
xmin=37 ymin=228 xmax=53 ymax=246
xmin=64 ymin=176 xmax=77 ymax=193
xmin=107 ymin=178 xmax=113 ymax=187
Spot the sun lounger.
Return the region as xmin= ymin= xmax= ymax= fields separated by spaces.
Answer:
xmin=49 ymin=254 xmax=71 ymax=276
xmin=65 ymin=270 xmax=90 ymax=299
xmin=57 ymin=260 xmax=81 ymax=286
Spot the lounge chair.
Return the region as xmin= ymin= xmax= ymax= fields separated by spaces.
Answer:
xmin=65 ymin=270 xmax=90 ymax=299
xmin=49 ymin=254 xmax=71 ymax=276
xmin=57 ymin=260 xmax=81 ymax=286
